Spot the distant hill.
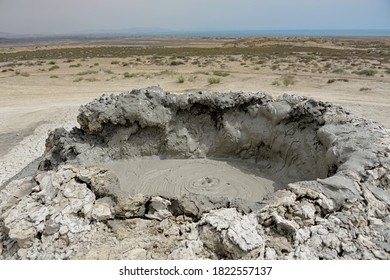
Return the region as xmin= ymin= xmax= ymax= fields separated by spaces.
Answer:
xmin=0 ymin=27 xmax=172 ymax=39
xmin=0 ymin=31 xmax=40 ymax=39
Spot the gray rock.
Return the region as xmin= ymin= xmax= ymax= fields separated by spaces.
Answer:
xmin=92 ymin=197 xmax=115 ymax=221
xmin=8 ymin=219 xmax=36 ymax=248
xmin=199 ymin=208 xmax=263 ymax=259
xmin=145 ymin=196 xmax=172 ymax=221
xmin=124 ymin=248 xmax=147 ymax=260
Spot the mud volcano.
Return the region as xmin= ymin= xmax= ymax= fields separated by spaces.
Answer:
xmin=1 ymin=86 xmax=390 ymax=260
xmin=41 ymin=87 xmax=334 ymax=201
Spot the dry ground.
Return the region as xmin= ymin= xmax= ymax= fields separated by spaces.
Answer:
xmin=0 ymin=36 xmax=389 ymax=186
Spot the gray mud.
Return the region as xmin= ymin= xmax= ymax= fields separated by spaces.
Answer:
xmin=1 ymin=86 xmax=390 ymax=260
xmin=98 ymin=158 xmax=284 ymax=202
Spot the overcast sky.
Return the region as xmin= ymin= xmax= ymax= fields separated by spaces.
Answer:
xmin=0 ymin=0 xmax=389 ymax=34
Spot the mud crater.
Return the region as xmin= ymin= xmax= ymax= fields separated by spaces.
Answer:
xmin=40 ymin=87 xmax=340 ymax=204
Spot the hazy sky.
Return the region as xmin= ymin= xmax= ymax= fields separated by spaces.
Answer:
xmin=1 ymin=0 xmax=389 ymax=34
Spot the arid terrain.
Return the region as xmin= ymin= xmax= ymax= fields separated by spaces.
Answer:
xmin=1 ymin=36 xmax=390 ymax=260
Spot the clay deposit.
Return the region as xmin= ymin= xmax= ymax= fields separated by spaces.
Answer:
xmin=1 ymin=86 xmax=390 ymax=260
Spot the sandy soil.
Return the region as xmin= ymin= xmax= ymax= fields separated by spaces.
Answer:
xmin=0 ymin=36 xmax=389 ymax=187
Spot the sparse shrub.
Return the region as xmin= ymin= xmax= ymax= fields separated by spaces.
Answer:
xmin=15 ymin=70 xmax=20 ymax=75
xmin=282 ymin=75 xmax=295 ymax=86
xmin=187 ymin=76 xmax=197 ymax=82
xmin=253 ymin=67 xmax=260 ymax=70
xmin=355 ymin=69 xmax=377 ymax=76
xmin=328 ymin=78 xmax=349 ymax=84
xmin=104 ymin=69 xmax=114 ymax=74
xmin=49 ymin=65 xmax=59 ymax=71
xmin=77 ymin=70 xmax=98 ymax=75
xmin=85 ymin=77 xmax=99 ymax=82
xmin=271 ymin=64 xmax=279 ymax=70
xmin=50 ymin=75 xmax=59 ymax=78
xmin=212 ymin=70 xmax=230 ymax=77
xmin=208 ymin=77 xmax=220 ymax=84
xmin=1 ymin=69 xmax=7 ymax=72
xmin=111 ymin=60 xmax=120 ymax=65
xmin=124 ymin=72 xmax=137 ymax=78
xmin=69 ymin=64 xmax=81 ymax=68
xmin=176 ymin=75 xmax=185 ymax=83
xmin=94 ymin=63 xmax=99 ymax=66
xmin=332 ymin=68 xmax=344 ymax=74
xmin=48 ymin=61 xmax=56 ymax=65
xmin=324 ymin=63 xmax=332 ymax=69
xmin=73 ymin=77 xmax=83 ymax=82
xmin=20 ymin=72 xmax=30 ymax=77
xmin=170 ymin=60 xmax=184 ymax=66
xmin=360 ymin=87 xmax=371 ymax=91
xmin=122 ymin=62 xmax=129 ymax=67
xmin=272 ymin=80 xmax=280 ymax=86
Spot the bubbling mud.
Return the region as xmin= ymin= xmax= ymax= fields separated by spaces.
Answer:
xmin=99 ymin=158 xmax=284 ymax=202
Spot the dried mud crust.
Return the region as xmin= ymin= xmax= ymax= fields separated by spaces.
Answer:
xmin=1 ymin=86 xmax=390 ymax=260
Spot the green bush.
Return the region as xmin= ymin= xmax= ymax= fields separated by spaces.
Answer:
xmin=73 ymin=77 xmax=83 ymax=82
xmin=212 ymin=70 xmax=230 ymax=77
xmin=77 ymin=70 xmax=98 ymax=75
xmin=327 ymin=78 xmax=349 ymax=84
xmin=170 ymin=60 xmax=184 ymax=66
xmin=208 ymin=77 xmax=220 ymax=84
xmin=49 ymin=65 xmax=59 ymax=71
xmin=176 ymin=75 xmax=185 ymax=83
xmin=124 ymin=72 xmax=136 ymax=78
xmin=85 ymin=77 xmax=99 ymax=82
xmin=356 ymin=69 xmax=377 ymax=76
xmin=282 ymin=75 xmax=295 ymax=86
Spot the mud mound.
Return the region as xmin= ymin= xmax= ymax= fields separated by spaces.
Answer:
xmin=1 ymin=87 xmax=390 ymax=260
xmin=40 ymin=87 xmax=333 ymax=202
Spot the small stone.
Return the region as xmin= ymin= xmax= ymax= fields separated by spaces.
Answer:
xmin=145 ymin=196 xmax=172 ymax=221
xmin=272 ymin=213 xmax=298 ymax=236
xmin=8 ymin=219 xmax=37 ymax=248
xmin=59 ymin=225 xmax=69 ymax=235
xmin=124 ymin=248 xmax=147 ymax=260
xmin=92 ymin=197 xmax=114 ymax=221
